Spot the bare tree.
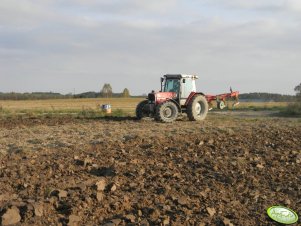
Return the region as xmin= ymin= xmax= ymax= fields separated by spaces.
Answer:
xmin=101 ymin=84 xmax=113 ymax=98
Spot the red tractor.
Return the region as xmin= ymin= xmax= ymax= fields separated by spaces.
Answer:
xmin=136 ymin=74 xmax=239 ymax=122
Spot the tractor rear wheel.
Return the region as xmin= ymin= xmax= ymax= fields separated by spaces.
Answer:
xmin=155 ymin=101 xmax=178 ymax=123
xmin=187 ymin=95 xmax=208 ymax=121
xmin=136 ymin=100 xmax=149 ymax=119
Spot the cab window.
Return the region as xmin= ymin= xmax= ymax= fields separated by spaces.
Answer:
xmin=164 ymin=79 xmax=180 ymax=93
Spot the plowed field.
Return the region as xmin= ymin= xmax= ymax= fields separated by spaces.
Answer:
xmin=0 ymin=114 xmax=300 ymax=225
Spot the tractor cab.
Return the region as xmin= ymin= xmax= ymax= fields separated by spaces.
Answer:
xmin=161 ymin=74 xmax=198 ymax=105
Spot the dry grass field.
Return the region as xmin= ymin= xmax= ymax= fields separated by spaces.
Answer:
xmin=0 ymin=98 xmax=144 ymax=115
xmin=0 ymin=98 xmax=290 ymax=116
xmin=233 ymin=101 xmax=289 ymax=109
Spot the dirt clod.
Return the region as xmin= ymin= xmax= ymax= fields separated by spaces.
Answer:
xmin=96 ymin=192 xmax=104 ymax=202
xmin=110 ymin=184 xmax=117 ymax=192
xmin=51 ymin=189 xmax=68 ymax=199
xmin=223 ymin=217 xmax=234 ymax=226
xmin=163 ymin=216 xmax=170 ymax=225
xmin=68 ymin=215 xmax=81 ymax=226
xmin=125 ymin=214 xmax=135 ymax=222
xmin=177 ymin=196 xmax=188 ymax=205
xmin=206 ymin=207 xmax=216 ymax=217
xmin=96 ymin=178 xmax=107 ymax=191
xmin=33 ymin=202 xmax=44 ymax=217
xmin=110 ymin=218 xmax=122 ymax=225
xmin=1 ymin=206 xmax=21 ymax=226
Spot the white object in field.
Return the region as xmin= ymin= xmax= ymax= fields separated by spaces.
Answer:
xmin=101 ymin=104 xmax=112 ymax=113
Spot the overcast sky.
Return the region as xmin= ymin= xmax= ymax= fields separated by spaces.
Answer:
xmin=1 ymin=0 xmax=301 ymax=95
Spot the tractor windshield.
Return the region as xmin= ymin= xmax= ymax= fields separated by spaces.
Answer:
xmin=164 ymin=79 xmax=180 ymax=93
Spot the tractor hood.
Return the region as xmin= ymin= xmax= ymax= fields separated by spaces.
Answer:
xmin=148 ymin=91 xmax=177 ymax=104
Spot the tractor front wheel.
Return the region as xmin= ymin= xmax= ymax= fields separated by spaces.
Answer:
xmin=155 ymin=101 xmax=178 ymax=123
xmin=136 ymin=100 xmax=149 ymax=119
xmin=187 ymin=95 xmax=208 ymax=121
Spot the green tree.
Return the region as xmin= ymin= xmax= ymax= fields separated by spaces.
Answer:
xmin=121 ymin=88 xmax=130 ymax=98
xmin=295 ymin=83 xmax=301 ymax=102
xmin=101 ymin=83 xmax=113 ymax=98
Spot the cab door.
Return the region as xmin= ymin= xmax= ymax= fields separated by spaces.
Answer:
xmin=180 ymin=79 xmax=193 ymax=105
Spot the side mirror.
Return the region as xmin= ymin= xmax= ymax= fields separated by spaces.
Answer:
xmin=183 ymin=79 xmax=186 ymax=83
xmin=161 ymin=77 xmax=164 ymax=83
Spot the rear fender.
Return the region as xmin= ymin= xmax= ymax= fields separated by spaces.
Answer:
xmin=185 ymin=92 xmax=205 ymax=106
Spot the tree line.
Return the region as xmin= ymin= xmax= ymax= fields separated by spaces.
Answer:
xmin=240 ymin=83 xmax=301 ymax=103
xmin=0 ymin=84 xmax=131 ymax=100
xmin=239 ymin=92 xmax=296 ymax=102
xmin=1 ymin=83 xmax=300 ymax=101
xmin=0 ymin=92 xmax=73 ymax=100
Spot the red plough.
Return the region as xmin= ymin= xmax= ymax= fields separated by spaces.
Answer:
xmin=206 ymin=88 xmax=240 ymax=110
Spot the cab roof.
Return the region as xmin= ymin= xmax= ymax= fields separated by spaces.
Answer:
xmin=164 ymin=74 xmax=198 ymax=79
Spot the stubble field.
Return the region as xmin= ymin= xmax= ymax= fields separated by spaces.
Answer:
xmin=0 ymin=98 xmax=141 ymax=115
xmin=0 ymin=98 xmax=289 ymax=116
xmin=0 ymin=99 xmax=300 ymax=225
